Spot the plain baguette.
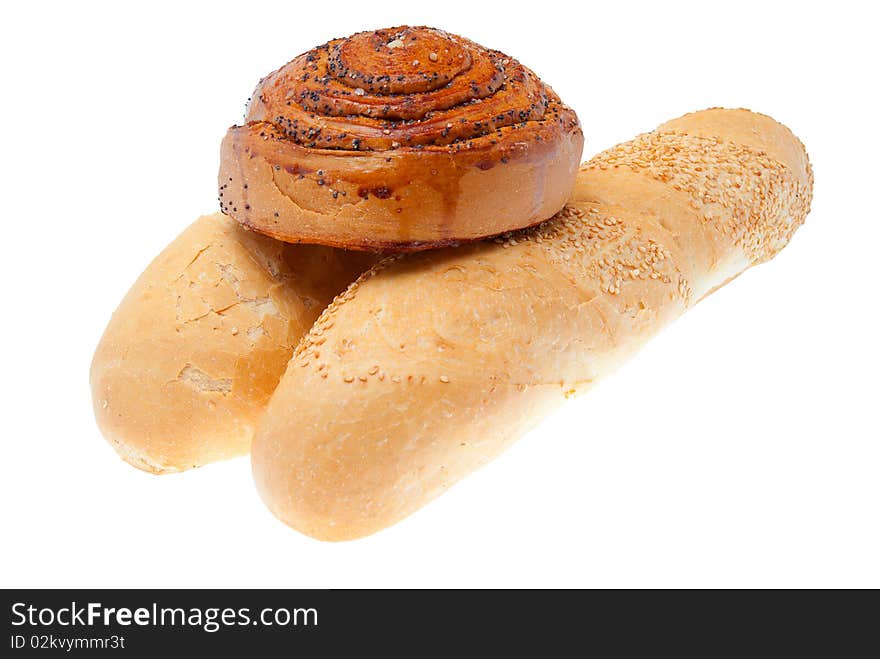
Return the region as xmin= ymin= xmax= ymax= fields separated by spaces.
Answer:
xmin=251 ymin=108 xmax=813 ymax=540
xmin=90 ymin=213 xmax=375 ymax=473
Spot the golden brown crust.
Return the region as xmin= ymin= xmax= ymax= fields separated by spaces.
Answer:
xmin=219 ymin=26 xmax=583 ymax=250
xmin=580 ymin=129 xmax=812 ymax=265
xmin=251 ymin=108 xmax=813 ymax=540
xmin=90 ymin=213 xmax=376 ymax=473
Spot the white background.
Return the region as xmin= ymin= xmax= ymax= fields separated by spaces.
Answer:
xmin=2 ymin=1 xmax=877 ymax=588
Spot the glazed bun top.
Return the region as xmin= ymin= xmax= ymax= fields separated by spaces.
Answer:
xmin=220 ymin=26 xmax=583 ymax=251
xmin=250 ymin=25 xmax=565 ymax=151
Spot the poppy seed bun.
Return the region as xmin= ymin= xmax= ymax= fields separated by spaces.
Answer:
xmin=219 ymin=26 xmax=583 ymax=251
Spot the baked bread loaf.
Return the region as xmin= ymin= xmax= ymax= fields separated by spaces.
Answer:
xmin=90 ymin=213 xmax=375 ymax=473
xmin=219 ymin=26 xmax=583 ymax=251
xmin=251 ymin=108 xmax=813 ymax=540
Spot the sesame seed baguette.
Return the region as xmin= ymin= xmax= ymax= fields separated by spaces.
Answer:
xmin=90 ymin=213 xmax=377 ymax=473
xmin=252 ymin=108 xmax=813 ymax=540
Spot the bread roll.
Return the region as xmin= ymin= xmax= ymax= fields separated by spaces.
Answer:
xmin=220 ymin=26 xmax=583 ymax=251
xmin=251 ymin=108 xmax=813 ymax=540
xmin=90 ymin=213 xmax=375 ymax=473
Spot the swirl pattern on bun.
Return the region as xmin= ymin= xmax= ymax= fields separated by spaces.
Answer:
xmin=220 ymin=26 xmax=583 ymax=251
